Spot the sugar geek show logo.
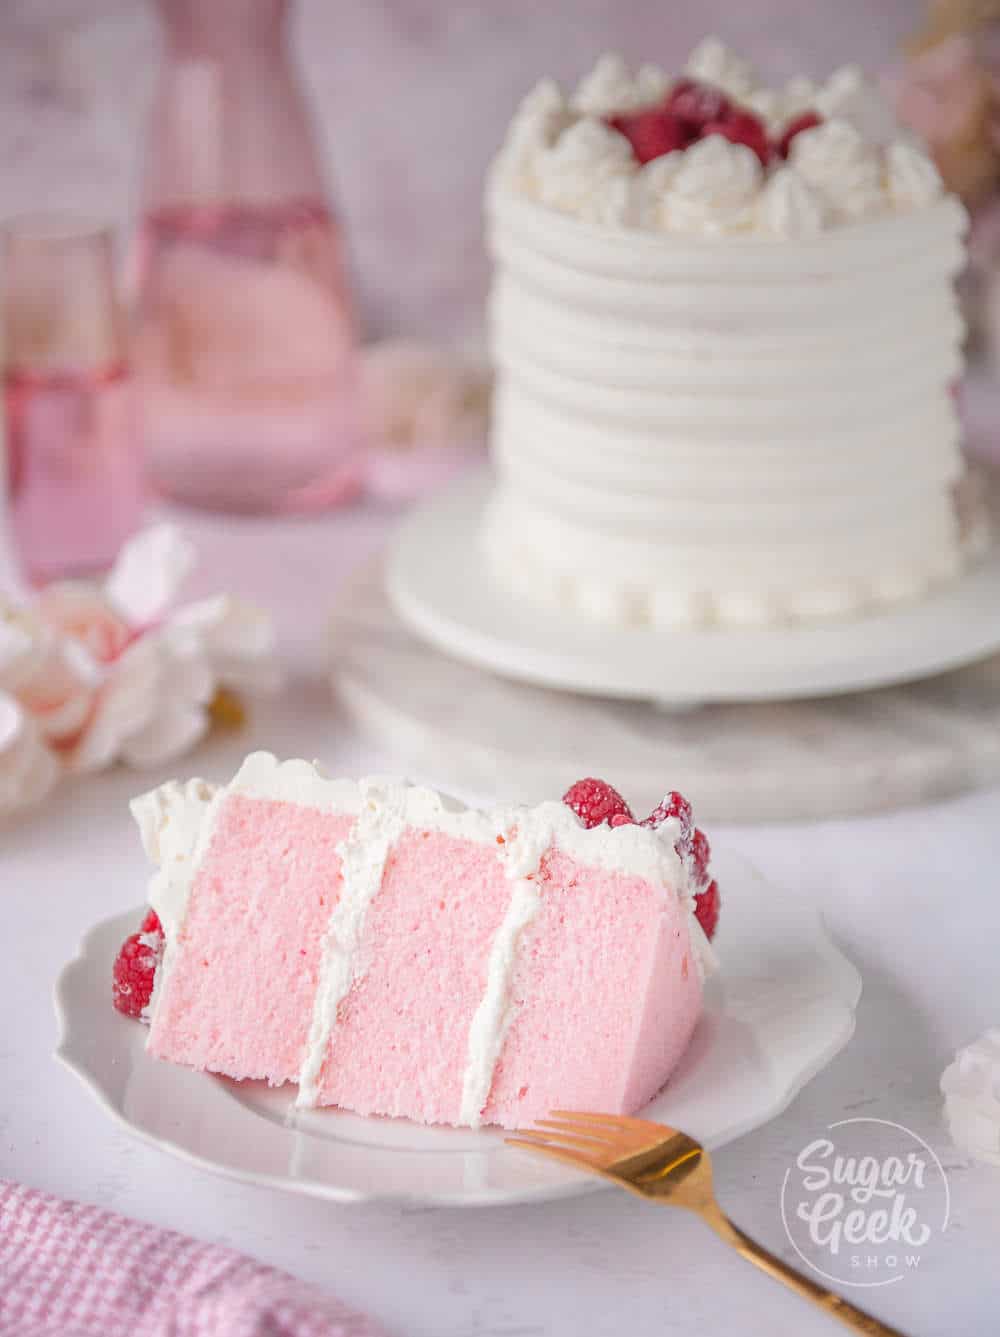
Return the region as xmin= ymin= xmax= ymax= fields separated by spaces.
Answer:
xmin=780 ymin=1118 xmax=950 ymax=1288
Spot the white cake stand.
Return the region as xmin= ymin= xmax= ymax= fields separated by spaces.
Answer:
xmin=385 ymin=471 xmax=1000 ymax=706
xmin=333 ymin=558 xmax=1000 ymax=821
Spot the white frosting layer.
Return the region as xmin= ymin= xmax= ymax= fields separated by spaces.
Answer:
xmin=493 ymin=43 xmax=944 ymax=236
xmin=297 ymin=779 xmax=408 ymax=1107
xmin=483 ymin=182 xmax=971 ymax=627
xmin=133 ymin=753 xmax=708 ymax=1124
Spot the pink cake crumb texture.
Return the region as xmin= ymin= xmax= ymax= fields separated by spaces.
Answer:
xmin=148 ymin=796 xmax=355 ymax=1083
xmin=316 ymin=829 xmax=512 ymax=1123
xmin=483 ymin=847 xmax=701 ymax=1128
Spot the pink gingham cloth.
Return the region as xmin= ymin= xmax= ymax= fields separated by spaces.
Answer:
xmin=0 ymin=1181 xmax=388 ymax=1337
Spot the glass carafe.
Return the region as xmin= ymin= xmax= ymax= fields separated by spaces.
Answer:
xmin=131 ymin=0 xmax=363 ymax=513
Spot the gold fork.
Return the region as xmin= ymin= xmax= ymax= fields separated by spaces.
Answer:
xmin=508 ymin=1111 xmax=908 ymax=1337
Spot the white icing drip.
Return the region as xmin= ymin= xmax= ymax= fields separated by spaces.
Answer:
xmin=458 ymin=829 xmax=542 ymax=1126
xmin=296 ymin=779 xmax=407 ymax=1107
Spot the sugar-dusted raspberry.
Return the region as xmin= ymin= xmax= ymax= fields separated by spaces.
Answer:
xmin=641 ymin=791 xmax=693 ymax=843
xmin=112 ymin=927 xmax=162 ymax=1019
xmin=140 ymin=908 xmax=162 ymax=935
xmin=700 ymin=110 xmax=770 ymax=165
xmin=688 ymin=827 xmax=712 ymax=891
xmin=563 ymin=778 xmax=635 ymax=829
xmin=666 ymin=77 xmax=731 ymax=130
xmin=695 ymin=880 xmax=720 ymax=940
xmin=608 ymin=108 xmax=689 ymax=164
xmin=775 ymin=110 xmax=822 ymax=159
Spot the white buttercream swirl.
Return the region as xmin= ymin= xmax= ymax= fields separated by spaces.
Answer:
xmin=662 ymin=136 xmax=762 ymax=236
xmin=756 ymin=166 xmax=828 ymax=237
xmin=572 ymin=52 xmax=669 ymax=114
xmin=684 ymin=36 xmax=757 ymax=100
xmin=534 ymin=119 xmax=637 ymax=220
xmin=789 ymin=118 xmax=885 ymax=221
xmin=498 ymin=78 xmax=575 ymax=189
xmin=814 ymin=64 xmax=898 ymax=144
xmin=494 ymin=45 xmax=952 ymax=235
xmin=886 ymin=140 xmax=943 ymax=210
xmin=633 ymin=152 xmax=687 ymax=227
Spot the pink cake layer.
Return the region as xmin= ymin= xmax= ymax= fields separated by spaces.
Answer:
xmin=484 ymin=848 xmax=700 ymax=1125
xmin=317 ymin=829 xmax=513 ymax=1122
xmin=146 ymin=792 xmax=703 ymax=1127
xmin=148 ymin=797 xmax=355 ymax=1081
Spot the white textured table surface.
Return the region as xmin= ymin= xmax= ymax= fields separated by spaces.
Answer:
xmin=4 ymin=503 xmax=1000 ymax=1337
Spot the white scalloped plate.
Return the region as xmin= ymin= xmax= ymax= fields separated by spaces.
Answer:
xmin=385 ymin=472 xmax=1000 ymax=704
xmin=54 ymin=850 xmax=860 ymax=1207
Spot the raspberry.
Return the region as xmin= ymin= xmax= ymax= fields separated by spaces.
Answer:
xmin=700 ymin=111 xmax=770 ymax=166
xmin=666 ymin=77 xmax=731 ymax=130
xmin=563 ymin=778 xmax=635 ymax=829
xmin=608 ymin=108 xmax=689 ymax=164
xmin=641 ymin=791 xmax=693 ymax=842
xmin=775 ymin=110 xmax=822 ymax=159
xmin=688 ymin=827 xmax=712 ymax=891
xmin=112 ymin=915 xmax=163 ymax=1019
xmin=695 ymin=880 xmax=720 ymax=940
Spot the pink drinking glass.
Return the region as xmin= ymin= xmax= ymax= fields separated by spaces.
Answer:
xmin=3 ymin=218 xmax=144 ymax=585
xmin=131 ymin=0 xmax=364 ymax=514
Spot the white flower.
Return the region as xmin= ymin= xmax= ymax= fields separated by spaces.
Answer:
xmin=0 ymin=522 xmax=279 ymax=785
xmin=684 ymin=37 xmax=758 ymax=100
xmin=0 ymin=598 xmax=101 ymax=750
xmin=789 ymin=118 xmax=885 ymax=221
xmin=0 ymin=691 xmax=59 ymax=817
xmin=105 ymin=523 xmax=196 ymax=627
xmin=662 ymin=135 xmax=763 ymax=236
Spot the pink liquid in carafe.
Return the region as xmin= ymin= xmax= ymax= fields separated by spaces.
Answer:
xmin=133 ymin=198 xmax=363 ymax=513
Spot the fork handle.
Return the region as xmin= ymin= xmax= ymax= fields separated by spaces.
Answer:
xmin=703 ymin=1207 xmax=910 ymax=1336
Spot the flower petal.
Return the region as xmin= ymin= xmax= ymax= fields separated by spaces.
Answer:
xmin=0 ymin=691 xmax=60 ymax=814
xmin=104 ymin=524 xmax=197 ymax=627
xmin=119 ymin=696 xmax=209 ymax=768
xmin=66 ymin=637 xmax=164 ymax=773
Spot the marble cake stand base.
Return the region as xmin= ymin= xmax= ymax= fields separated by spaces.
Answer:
xmin=331 ymin=560 xmax=1000 ymax=822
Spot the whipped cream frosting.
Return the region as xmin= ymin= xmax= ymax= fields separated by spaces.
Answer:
xmin=483 ymin=172 xmax=969 ymax=625
xmin=493 ymin=39 xmax=945 ymax=236
xmin=133 ymin=753 xmax=712 ymax=1126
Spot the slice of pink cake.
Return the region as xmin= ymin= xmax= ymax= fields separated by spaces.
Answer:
xmin=121 ymin=754 xmax=717 ymax=1128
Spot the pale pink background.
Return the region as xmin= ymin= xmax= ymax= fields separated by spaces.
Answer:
xmin=0 ymin=1 xmax=923 ymax=342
